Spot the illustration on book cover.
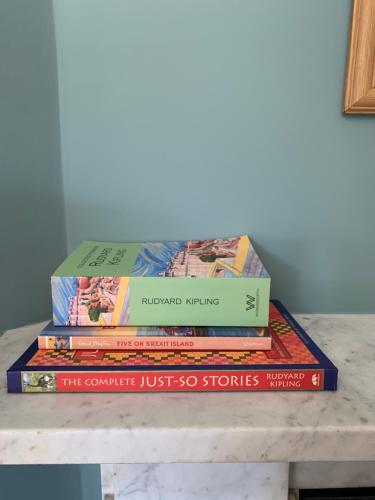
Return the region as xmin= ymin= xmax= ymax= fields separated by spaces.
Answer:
xmin=52 ymin=236 xmax=269 ymax=326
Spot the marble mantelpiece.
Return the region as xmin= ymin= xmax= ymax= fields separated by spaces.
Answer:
xmin=0 ymin=314 xmax=374 ymax=465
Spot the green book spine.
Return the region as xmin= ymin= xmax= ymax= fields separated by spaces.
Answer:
xmin=52 ymin=236 xmax=270 ymax=326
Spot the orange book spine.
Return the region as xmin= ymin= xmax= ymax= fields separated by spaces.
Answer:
xmin=38 ymin=335 xmax=272 ymax=351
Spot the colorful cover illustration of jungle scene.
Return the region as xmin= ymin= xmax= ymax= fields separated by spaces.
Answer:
xmin=52 ymin=235 xmax=270 ymax=326
xmin=26 ymin=303 xmax=319 ymax=369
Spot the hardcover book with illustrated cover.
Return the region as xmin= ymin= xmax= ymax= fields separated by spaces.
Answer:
xmin=38 ymin=322 xmax=270 ymax=351
xmin=51 ymin=235 xmax=270 ymax=327
xmin=7 ymin=301 xmax=338 ymax=393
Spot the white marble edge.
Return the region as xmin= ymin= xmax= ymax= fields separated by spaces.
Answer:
xmin=0 ymin=314 xmax=374 ymax=464
xmin=101 ymin=462 xmax=290 ymax=500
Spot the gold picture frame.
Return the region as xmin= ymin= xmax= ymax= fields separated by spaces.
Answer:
xmin=344 ymin=0 xmax=375 ymax=114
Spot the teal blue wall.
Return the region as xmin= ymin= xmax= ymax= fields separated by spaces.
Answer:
xmin=0 ymin=0 xmax=66 ymax=331
xmin=53 ymin=0 xmax=375 ymax=313
xmin=0 ymin=465 xmax=101 ymax=500
xmin=0 ymin=2 xmax=101 ymax=499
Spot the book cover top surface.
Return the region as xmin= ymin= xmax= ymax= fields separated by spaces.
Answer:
xmin=9 ymin=302 xmax=337 ymax=378
xmin=53 ymin=236 xmax=269 ymax=279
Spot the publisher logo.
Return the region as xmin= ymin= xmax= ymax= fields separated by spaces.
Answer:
xmin=311 ymin=373 xmax=321 ymax=387
xmin=246 ymin=294 xmax=255 ymax=311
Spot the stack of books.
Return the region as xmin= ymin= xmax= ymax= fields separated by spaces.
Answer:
xmin=7 ymin=235 xmax=338 ymax=393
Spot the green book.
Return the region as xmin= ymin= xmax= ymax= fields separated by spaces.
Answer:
xmin=52 ymin=235 xmax=270 ymax=327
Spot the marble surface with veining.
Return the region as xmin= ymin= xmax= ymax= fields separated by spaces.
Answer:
xmin=101 ymin=463 xmax=289 ymax=500
xmin=100 ymin=460 xmax=375 ymax=500
xmin=0 ymin=314 xmax=374 ymax=464
xmin=290 ymin=461 xmax=375 ymax=489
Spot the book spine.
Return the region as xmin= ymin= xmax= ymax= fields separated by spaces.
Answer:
xmin=37 ymin=336 xmax=272 ymax=351
xmin=8 ymin=368 xmax=337 ymax=393
xmin=52 ymin=275 xmax=271 ymax=326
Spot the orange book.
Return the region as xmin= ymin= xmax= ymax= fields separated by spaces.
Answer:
xmin=37 ymin=323 xmax=270 ymax=351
